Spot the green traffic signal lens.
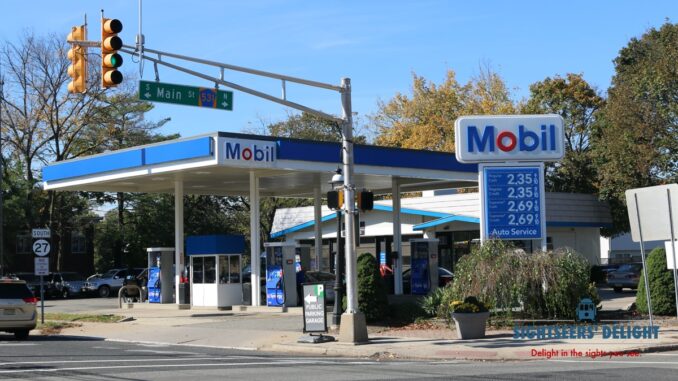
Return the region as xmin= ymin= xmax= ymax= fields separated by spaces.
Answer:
xmin=103 ymin=53 xmax=123 ymax=68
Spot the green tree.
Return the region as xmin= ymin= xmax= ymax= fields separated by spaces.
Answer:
xmin=523 ymin=73 xmax=604 ymax=193
xmin=594 ymin=23 xmax=678 ymax=234
xmin=356 ymin=253 xmax=389 ymax=322
xmin=371 ymin=68 xmax=516 ymax=152
xmin=636 ymin=248 xmax=677 ymax=316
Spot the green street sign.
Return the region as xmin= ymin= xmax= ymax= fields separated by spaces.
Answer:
xmin=139 ymin=80 xmax=233 ymax=111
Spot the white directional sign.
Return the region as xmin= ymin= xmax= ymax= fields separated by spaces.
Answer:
xmin=35 ymin=257 xmax=49 ymax=276
xmin=32 ymin=228 xmax=51 ymax=239
xmin=32 ymin=239 xmax=51 ymax=257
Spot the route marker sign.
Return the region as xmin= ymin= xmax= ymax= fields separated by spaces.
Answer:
xmin=139 ymin=80 xmax=233 ymax=110
xmin=33 ymin=239 xmax=51 ymax=257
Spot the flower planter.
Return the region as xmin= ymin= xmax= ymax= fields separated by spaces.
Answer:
xmin=452 ymin=311 xmax=489 ymax=340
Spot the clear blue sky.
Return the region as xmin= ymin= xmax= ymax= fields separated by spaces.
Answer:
xmin=1 ymin=1 xmax=676 ymax=140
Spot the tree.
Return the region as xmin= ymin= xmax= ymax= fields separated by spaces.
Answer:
xmin=594 ymin=23 xmax=678 ymax=234
xmin=371 ymin=68 xmax=516 ymax=152
xmin=523 ymin=73 xmax=604 ymax=193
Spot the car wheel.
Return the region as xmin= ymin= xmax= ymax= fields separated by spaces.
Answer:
xmin=14 ymin=330 xmax=30 ymax=340
xmin=98 ymin=285 xmax=111 ymax=298
xmin=62 ymin=289 xmax=69 ymax=299
xmin=613 ymin=287 xmax=622 ymax=293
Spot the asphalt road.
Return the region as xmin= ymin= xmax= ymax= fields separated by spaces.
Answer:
xmin=0 ymin=336 xmax=676 ymax=380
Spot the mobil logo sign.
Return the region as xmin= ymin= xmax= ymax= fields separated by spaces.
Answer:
xmin=220 ymin=138 xmax=276 ymax=167
xmin=454 ymin=115 xmax=565 ymax=163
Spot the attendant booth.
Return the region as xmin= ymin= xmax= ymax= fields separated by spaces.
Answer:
xmin=187 ymin=235 xmax=244 ymax=308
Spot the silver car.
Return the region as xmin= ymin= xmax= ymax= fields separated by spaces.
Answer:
xmin=0 ymin=279 xmax=38 ymax=340
xmin=82 ymin=268 xmax=144 ymax=297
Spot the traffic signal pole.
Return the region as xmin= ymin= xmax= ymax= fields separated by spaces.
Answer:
xmin=66 ymin=34 xmax=370 ymax=342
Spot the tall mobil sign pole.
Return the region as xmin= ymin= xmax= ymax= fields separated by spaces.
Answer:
xmin=455 ymin=115 xmax=565 ymax=251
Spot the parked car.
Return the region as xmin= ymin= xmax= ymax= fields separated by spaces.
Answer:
xmin=402 ymin=267 xmax=454 ymax=294
xmin=13 ymin=273 xmax=42 ymax=297
xmin=298 ymin=271 xmax=337 ymax=304
xmin=0 ymin=278 xmax=38 ymax=340
xmin=607 ymin=263 xmax=643 ymax=292
xmin=82 ymin=268 xmax=145 ymax=297
xmin=47 ymin=272 xmax=87 ymax=299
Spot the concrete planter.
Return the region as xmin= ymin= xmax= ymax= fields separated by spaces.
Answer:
xmin=452 ymin=311 xmax=489 ymax=340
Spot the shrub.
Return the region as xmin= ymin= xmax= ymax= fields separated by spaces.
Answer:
xmin=449 ymin=296 xmax=489 ymax=313
xmin=420 ymin=287 xmax=446 ymax=317
xmin=388 ymin=302 xmax=427 ymax=325
xmin=636 ymin=248 xmax=677 ymax=316
xmin=356 ymin=253 xmax=389 ymax=322
xmin=444 ymin=240 xmax=597 ymax=320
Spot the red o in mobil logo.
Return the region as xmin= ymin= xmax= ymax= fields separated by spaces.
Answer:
xmin=241 ymin=147 xmax=253 ymax=160
xmin=454 ymin=115 xmax=564 ymax=163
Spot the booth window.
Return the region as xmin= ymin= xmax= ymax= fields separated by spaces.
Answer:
xmin=204 ymin=256 xmax=216 ymax=283
xmin=193 ymin=257 xmax=204 ymax=283
xmin=219 ymin=255 xmax=241 ymax=284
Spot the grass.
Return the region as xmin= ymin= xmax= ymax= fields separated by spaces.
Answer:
xmin=37 ymin=313 xmax=122 ymax=335
xmin=41 ymin=313 xmax=121 ymax=323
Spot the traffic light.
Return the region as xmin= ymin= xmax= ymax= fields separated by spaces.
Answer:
xmin=327 ymin=191 xmax=344 ymax=210
xmin=67 ymin=25 xmax=87 ymax=93
xmin=101 ymin=18 xmax=123 ymax=88
xmin=357 ymin=190 xmax=374 ymax=211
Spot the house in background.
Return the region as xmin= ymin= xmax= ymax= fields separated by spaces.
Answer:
xmin=271 ymin=190 xmax=612 ymax=274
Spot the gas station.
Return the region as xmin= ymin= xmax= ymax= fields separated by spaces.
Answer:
xmin=42 ymin=131 xmax=478 ymax=340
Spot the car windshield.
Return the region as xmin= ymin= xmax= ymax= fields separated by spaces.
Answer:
xmin=61 ymin=273 xmax=84 ymax=281
xmin=102 ymin=270 xmax=118 ymax=278
xmin=0 ymin=283 xmax=33 ymax=299
xmin=307 ymin=272 xmax=334 ymax=282
xmin=616 ymin=264 xmax=641 ymax=272
xmin=15 ymin=274 xmax=38 ymax=282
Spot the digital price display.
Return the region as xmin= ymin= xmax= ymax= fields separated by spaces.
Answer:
xmin=483 ymin=166 xmax=544 ymax=240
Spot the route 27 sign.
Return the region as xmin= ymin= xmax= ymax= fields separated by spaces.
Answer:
xmin=33 ymin=239 xmax=51 ymax=257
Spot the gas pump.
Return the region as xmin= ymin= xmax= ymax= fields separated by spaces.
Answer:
xmin=409 ymin=239 xmax=439 ymax=295
xmin=264 ymin=243 xmax=303 ymax=307
xmin=147 ymin=248 xmax=175 ymax=303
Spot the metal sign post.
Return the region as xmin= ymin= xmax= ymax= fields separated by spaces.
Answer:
xmin=666 ymin=188 xmax=678 ymax=319
xmin=32 ymin=228 xmax=50 ymax=325
xmin=633 ymin=193 xmax=654 ymax=328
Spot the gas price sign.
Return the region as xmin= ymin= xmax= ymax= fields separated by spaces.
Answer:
xmin=482 ymin=165 xmax=545 ymax=240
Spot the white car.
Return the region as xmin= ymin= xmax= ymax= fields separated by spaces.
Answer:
xmin=0 ymin=279 xmax=38 ymax=340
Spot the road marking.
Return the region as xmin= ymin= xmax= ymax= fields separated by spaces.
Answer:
xmin=0 ymin=360 xmax=332 ymax=374
xmin=0 ymin=343 xmax=36 ymax=346
xmin=126 ymin=349 xmax=200 ymax=355
xmin=0 ymin=357 xmax=237 ymax=367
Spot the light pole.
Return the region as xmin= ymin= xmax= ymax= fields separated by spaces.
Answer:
xmin=329 ymin=168 xmax=344 ymax=328
xmin=0 ymin=73 xmax=4 ymax=277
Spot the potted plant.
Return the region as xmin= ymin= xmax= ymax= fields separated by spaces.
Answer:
xmin=450 ymin=296 xmax=490 ymax=340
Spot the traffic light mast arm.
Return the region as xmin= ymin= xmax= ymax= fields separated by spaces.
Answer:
xmin=119 ymin=45 xmax=344 ymax=123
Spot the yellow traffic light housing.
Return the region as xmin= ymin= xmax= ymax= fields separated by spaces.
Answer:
xmin=67 ymin=25 xmax=87 ymax=93
xmin=101 ymin=18 xmax=123 ymax=88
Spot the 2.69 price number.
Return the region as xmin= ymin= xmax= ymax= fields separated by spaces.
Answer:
xmin=507 ymin=200 xmax=539 ymax=212
xmin=507 ymin=213 xmax=540 ymax=226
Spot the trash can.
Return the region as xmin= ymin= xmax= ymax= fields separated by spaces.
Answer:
xmin=242 ymin=282 xmax=252 ymax=305
xmin=178 ymin=283 xmax=190 ymax=304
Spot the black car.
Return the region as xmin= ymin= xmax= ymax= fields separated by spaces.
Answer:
xmin=402 ymin=267 xmax=454 ymax=294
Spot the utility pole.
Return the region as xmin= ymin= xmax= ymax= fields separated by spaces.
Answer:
xmin=0 ymin=73 xmax=4 ymax=276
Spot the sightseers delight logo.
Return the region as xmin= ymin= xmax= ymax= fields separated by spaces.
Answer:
xmin=221 ymin=138 xmax=276 ymax=167
xmin=513 ymin=323 xmax=660 ymax=340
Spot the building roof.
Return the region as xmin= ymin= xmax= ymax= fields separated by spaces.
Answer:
xmin=270 ymin=192 xmax=613 ymax=238
xmin=43 ymin=132 xmax=478 ymax=197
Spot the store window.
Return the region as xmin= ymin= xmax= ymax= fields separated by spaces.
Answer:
xmin=193 ymin=257 xmax=204 ymax=283
xmin=16 ymin=234 xmax=32 ymax=255
xmin=71 ymin=233 xmax=87 ymax=254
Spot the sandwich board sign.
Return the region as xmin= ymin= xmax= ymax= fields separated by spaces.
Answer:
xmin=302 ymin=283 xmax=327 ymax=333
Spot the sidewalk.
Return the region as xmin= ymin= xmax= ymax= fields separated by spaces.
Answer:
xmin=55 ymin=304 xmax=678 ymax=361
